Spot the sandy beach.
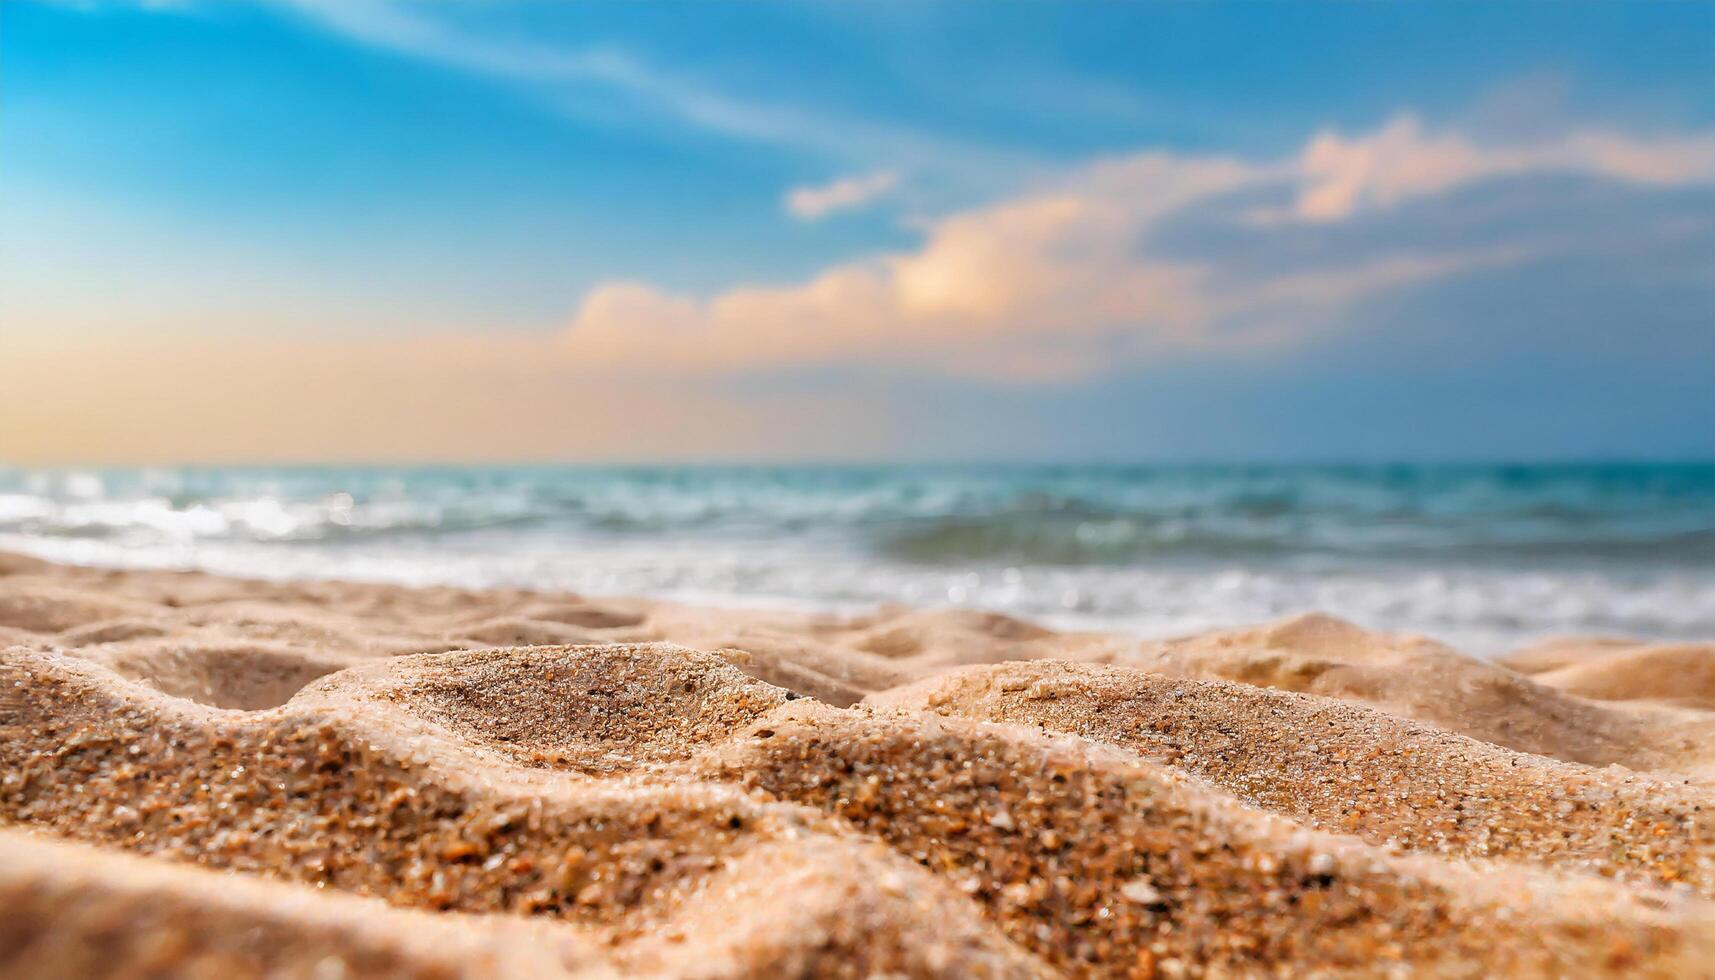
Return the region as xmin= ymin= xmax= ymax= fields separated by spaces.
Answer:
xmin=10 ymin=0 xmax=1711 ymax=973
xmin=1 ymin=549 xmax=1713 ymax=976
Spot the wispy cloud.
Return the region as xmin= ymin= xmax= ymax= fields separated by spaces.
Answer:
xmin=1288 ymin=114 xmax=1715 ymax=222
xmin=266 ymin=0 xmax=1035 ymax=183
xmin=785 ymin=170 xmax=900 ymax=221
xmin=560 ymin=114 xmax=1715 ymax=383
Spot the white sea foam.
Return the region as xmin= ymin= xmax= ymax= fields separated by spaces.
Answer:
xmin=2 ymin=463 xmax=1710 ymax=654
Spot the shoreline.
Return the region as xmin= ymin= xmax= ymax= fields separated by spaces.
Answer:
xmin=4 ymin=534 xmax=1706 ymax=659
xmin=3 ymin=460 xmax=1710 ymax=657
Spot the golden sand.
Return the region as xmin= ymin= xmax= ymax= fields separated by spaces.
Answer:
xmin=3 ymin=553 xmax=1714 ymax=977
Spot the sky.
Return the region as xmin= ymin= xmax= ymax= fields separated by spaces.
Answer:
xmin=2 ymin=0 xmax=1712 ymax=464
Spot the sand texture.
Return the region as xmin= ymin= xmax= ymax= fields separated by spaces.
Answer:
xmin=3 ymin=554 xmax=1715 ymax=977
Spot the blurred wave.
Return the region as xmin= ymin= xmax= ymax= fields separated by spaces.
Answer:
xmin=1 ymin=463 xmax=1710 ymax=652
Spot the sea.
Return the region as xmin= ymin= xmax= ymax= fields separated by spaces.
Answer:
xmin=1 ymin=463 xmax=1710 ymax=655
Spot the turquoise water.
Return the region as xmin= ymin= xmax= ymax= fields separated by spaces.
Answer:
xmin=2 ymin=463 xmax=1710 ymax=652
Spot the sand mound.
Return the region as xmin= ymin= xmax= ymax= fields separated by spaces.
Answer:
xmin=0 ymin=586 xmax=163 ymax=634
xmin=0 ymin=829 xmax=603 ymax=979
xmin=457 ymin=616 xmax=622 ymax=647
xmin=1517 ymin=641 xmax=1715 ymax=711
xmin=0 ymin=626 xmax=45 ymax=650
xmin=508 ymin=600 xmax=649 ymax=630
xmin=77 ymin=639 xmax=354 ymax=710
xmin=0 ymin=824 xmax=1040 ymax=979
xmin=56 ymin=618 xmax=174 ymax=645
xmin=0 ymin=552 xmax=51 ymax=577
xmin=1117 ymin=612 xmax=1715 ymax=775
xmin=1498 ymin=635 xmax=1646 ymax=674
xmin=877 ymin=659 xmax=1715 ymax=893
xmin=0 ymin=646 xmax=1045 ymax=974
xmin=637 ymin=616 xmax=909 ymax=706
xmin=3 ymin=640 xmax=1714 ymax=975
xmin=6 ymin=554 xmax=1715 ymax=975
xmin=848 ymin=608 xmax=1049 ymax=657
xmin=319 ymin=643 xmax=793 ymax=774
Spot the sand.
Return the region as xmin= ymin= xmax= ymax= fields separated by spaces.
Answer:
xmin=3 ymin=554 xmax=1714 ymax=977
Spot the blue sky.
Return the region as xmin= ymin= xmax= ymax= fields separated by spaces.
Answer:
xmin=2 ymin=0 xmax=1712 ymax=462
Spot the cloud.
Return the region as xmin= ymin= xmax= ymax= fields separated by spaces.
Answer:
xmin=563 ymin=113 xmax=1714 ymax=383
xmin=785 ymin=171 xmax=900 ymax=220
xmin=265 ymin=0 xmax=1033 ymax=181
xmin=1289 ymin=114 xmax=1715 ymax=222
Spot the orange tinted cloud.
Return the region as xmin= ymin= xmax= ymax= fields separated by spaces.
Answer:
xmin=1293 ymin=114 xmax=1715 ymax=221
xmin=784 ymin=170 xmax=900 ymax=220
xmin=567 ymin=156 xmax=1257 ymax=382
xmin=561 ymin=115 xmax=1715 ymax=382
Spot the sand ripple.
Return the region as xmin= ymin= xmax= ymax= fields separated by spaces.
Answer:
xmin=3 ymin=556 xmax=1715 ymax=977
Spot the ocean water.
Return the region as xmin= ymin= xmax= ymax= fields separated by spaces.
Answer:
xmin=1 ymin=463 xmax=1711 ymax=654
